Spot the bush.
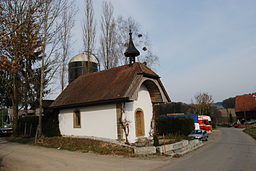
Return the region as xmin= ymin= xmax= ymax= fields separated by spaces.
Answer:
xmin=17 ymin=116 xmax=38 ymax=137
xmin=42 ymin=109 xmax=60 ymax=137
xmin=156 ymin=117 xmax=194 ymax=136
xmin=153 ymin=135 xmax=159 ymax=146
xmin=17 ymin=108 xmax=60 ymax=137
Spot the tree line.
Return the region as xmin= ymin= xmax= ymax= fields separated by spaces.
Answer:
xmin=157 ymin=92 xmax=221 ymax=127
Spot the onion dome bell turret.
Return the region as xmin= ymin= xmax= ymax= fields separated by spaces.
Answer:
xmin=124 ymin=30 xmax=140 ymax=64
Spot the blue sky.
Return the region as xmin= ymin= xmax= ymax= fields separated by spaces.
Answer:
xmin=70 ymin=0 xmax=256 ymax=103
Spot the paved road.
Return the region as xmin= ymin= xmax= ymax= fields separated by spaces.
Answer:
xmin=0 ymin=128 xmax=255 ymax=171
xmin=0 ymin=139 xmax=166 ymax=171
xmin=160 ymin=127 xmax=256 ymax=171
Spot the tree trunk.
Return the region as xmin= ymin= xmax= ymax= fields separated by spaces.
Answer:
xmin=61 ymin=63 xmax=65 ymax=91
xmin=12 ymin=73 xmax=18 ymax=135
xmin=38 ymin=61 xmax=44 ymax=137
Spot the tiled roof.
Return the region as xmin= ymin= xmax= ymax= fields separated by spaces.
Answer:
xmin=51 ymin=63 xmax=166 ymax=109
xmin=235 ymin=94 xmax=256 ymax=112
xmin=42 ymin=100 xmax=54 ymax=108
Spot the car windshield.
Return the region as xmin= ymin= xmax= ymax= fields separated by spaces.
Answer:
xmin=204 ymin=121 xmax=210 ymax=125
xmin=192 ymin=130 xmax=202 ymax=134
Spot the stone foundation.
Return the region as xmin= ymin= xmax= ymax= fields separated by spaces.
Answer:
xmin=133 ymin=139 xmax=203 ymax=156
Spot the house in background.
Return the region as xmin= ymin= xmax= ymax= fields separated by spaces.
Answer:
xmin=218 ymin=108 xmax=236 ymax=124
xmin=235 ymin=94 xmax=256 ymax=121
xmin=51 ymin=32 xmax=170 ymax=144
xmin=8 ymin=100 xmax=54 ymax=120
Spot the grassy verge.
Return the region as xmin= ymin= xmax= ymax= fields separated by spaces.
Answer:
xmin=4 ymin=136 xmax=35 ymax=144
xmin=36 ymin=136 xmax=134 ymax=156
xmin=243 ymin=127 xmax=256 ymax=140
xmin=217 ymin=123 xmax=232 ymax=127
xmin=4 ymin=136 xmax=134 ymax=156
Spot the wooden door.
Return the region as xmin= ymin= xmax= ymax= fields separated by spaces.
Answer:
xmin=135 ymin=110 xmax=145 ymax=137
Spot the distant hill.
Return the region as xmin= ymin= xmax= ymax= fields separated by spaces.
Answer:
xmin=214 ymin=102 xmax=223 ymax=109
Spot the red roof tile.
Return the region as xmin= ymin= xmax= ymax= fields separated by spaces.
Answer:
xmin=235 ymin=94 xmax=256 ymax=112
xmin=51 ymin=63 xmax=167 ymax=108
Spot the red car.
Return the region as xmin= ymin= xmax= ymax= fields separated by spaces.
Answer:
xmin=233 ymin=124 xmax=245 ymax=128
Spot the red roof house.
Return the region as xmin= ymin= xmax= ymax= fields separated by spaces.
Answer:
xmin=235 ymin=94 xmax=256 ymax=120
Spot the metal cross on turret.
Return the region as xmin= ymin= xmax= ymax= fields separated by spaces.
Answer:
xmin=124 ymin=30 xmax=140 ymax=65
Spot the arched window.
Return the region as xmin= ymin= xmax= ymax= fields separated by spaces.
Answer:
xmin=73 ymin=110 xmax=81 ymax=128
xmin=135 ymin=109 xmax=145 ymax=137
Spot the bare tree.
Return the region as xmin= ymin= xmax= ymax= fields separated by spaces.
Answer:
xmin=99 ymin=1 xmax=118 ymax=69
xmin=37 ymin=0 xmax=69 ymax=138
xmin=82 ymin=0 xmax=96 ymax=72
xmin=115 ymin=16 xmax=138 ymax=65
xmin=192 ymin=92 xmax=214 ymax=115
xmin=116 ymin=16 xmax=158 ymax=68
xmin=59 ymin=1 xmax=75 ymax=91
xmin=0 ymin=0 xmax=71 ymax=137
xmin=98 ymin=2 xmax=158 ymax=69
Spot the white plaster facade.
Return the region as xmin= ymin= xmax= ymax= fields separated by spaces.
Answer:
xmin=59 ymin=104 xmax=117 ymax=139
xmin=58 ymin=84 xmax=154 ymax=143
xmin=124 ymin=85 xmax=153 ymax=143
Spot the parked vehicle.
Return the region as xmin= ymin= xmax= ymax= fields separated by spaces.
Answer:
xmin=162 ymin=114 xmax=213 ymax=132
xmin=188 ymin=129 xmax=208 ymax=141
xmin=233 ymin=123 xmax=245 ymax=128
xmin=245 ymin=120 xmax=256 ymax=125
xmin=198 ymin=115 xmax=212 ymax=132
xmin=0 ymin=127 xmax=13 ymax=137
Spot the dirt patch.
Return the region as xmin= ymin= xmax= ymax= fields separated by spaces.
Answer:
xmin=36 ymin=136 xmax=134 ymax=156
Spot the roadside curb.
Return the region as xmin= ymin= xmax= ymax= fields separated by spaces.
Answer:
xmin=133 ymin=139 xmax=204 ymax=156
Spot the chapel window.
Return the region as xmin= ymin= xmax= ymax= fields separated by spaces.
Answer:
xmin=73 ymin=110 xmax=81 ymax=128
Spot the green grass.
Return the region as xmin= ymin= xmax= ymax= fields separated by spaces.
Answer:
xmin=243 ymin=127 xmax=256 ymax=140
xmin=165 ymin=134 xmax=188 ymax=141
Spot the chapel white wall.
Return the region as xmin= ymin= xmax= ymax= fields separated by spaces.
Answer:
xmin=124 ymin=85 xmax=153 ymax=143
xmin=58 ymin=104 xmax=117 ymax=139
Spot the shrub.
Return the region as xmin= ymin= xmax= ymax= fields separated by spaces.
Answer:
xmin=42 ymin=109 xmax=60 ymax=137
xmin=156 ymin=117 xmax=194 ymax=136
xmin=153 ymin=135 xmax=159 ymax=146
xmin=17 ymin=108 xmax=60 ymax=137
xmin=17 ymin=116 xmax=38 ymax=137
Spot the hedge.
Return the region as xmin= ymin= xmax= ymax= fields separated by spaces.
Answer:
xmin=156 ymin=117 xmax=194 ymax=136
xmin=17 ymin=109 xmax=60 ymax=137
xmin=42 ymin=108 xmax=60 ymax=137
xmin=17 ymin=116 xmax=38 ymax=137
